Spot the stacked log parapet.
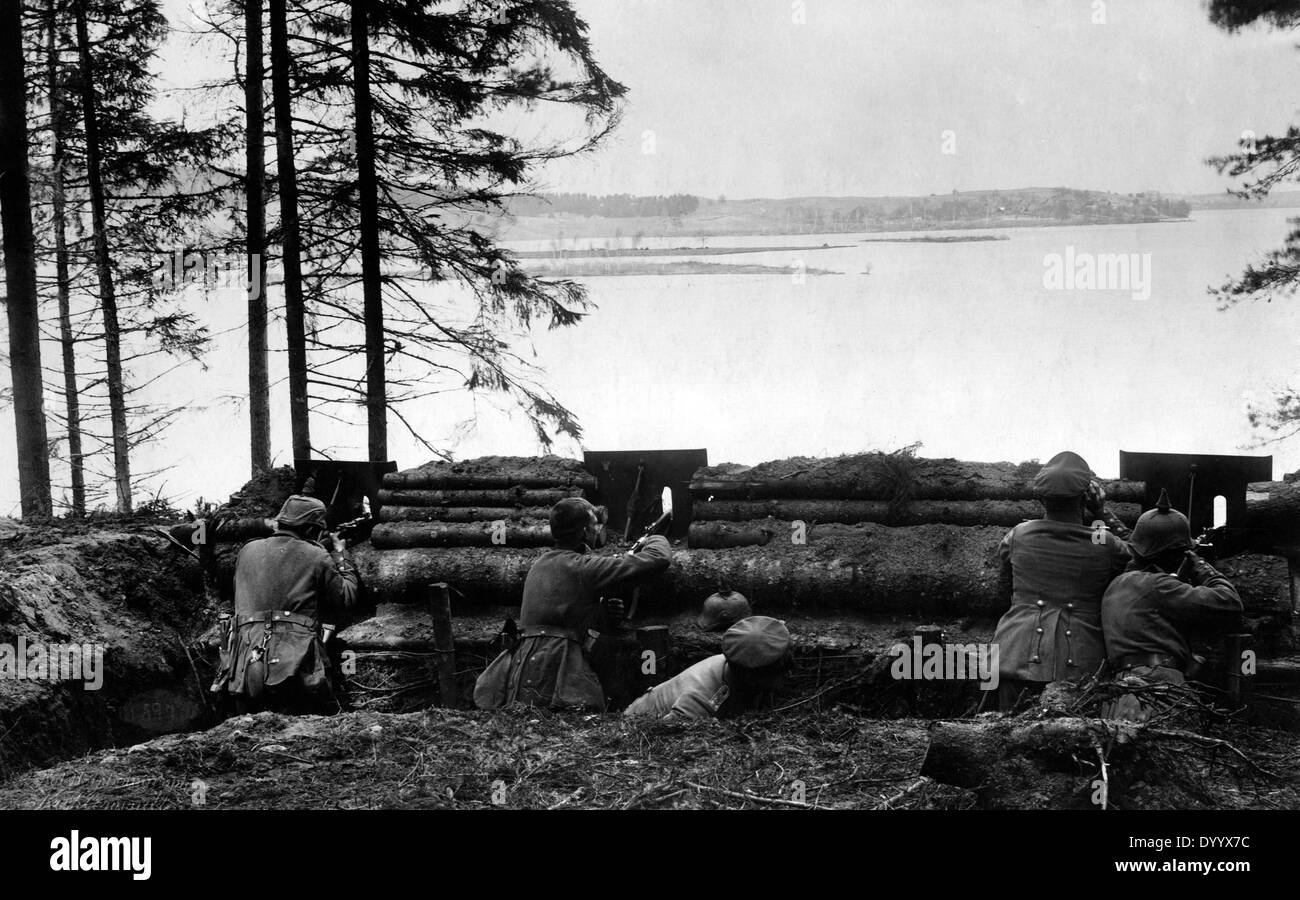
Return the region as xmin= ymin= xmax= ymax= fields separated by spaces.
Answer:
xmin=369 ymin=456 xmax=594 ymax=552
xmin=689 ymin=455 xmax=1145 ymax=503
xmin=352 ymin=451 xmax=1155 ymax=616
xmin=686 ymin=452 xmax=1144 ymax=550
xmin=662 ymin=452 xmax=1152 ymax=615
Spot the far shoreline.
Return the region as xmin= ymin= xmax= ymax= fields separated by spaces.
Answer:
xmin=496 ymin=212 xmax=1198 ymax=246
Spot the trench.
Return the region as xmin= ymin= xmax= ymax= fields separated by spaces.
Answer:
xmin=6 ymin=525 xmax=1300 ymax=802
xmin=0 ymin=529 xmax=221 ymax=781
xmin=335 ymin=603 xmax=994 ymax=720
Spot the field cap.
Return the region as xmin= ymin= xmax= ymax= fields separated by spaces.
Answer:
xmin=1032 ymin=451 xmax=1094 ymax=498
xmin=722 ymin=616 xmax=791 ymax=669
xmin=276 ymin=495 xmax=327 ymax=528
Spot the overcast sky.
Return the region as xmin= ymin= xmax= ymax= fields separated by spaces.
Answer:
xmin=156 ymin=0 xmax=1300 ymax=200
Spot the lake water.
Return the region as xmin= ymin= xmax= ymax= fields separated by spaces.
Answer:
xmin=4 ymin=207 xmax=1300 ymax=512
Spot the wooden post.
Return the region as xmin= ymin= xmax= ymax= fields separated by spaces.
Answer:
xmin=1224 ymin=633 xmax=1254 ymax=713
xmin=428 ymin=582 xmax=458 ymax=707
xmin=1288 ymin=556 xmax=1300 ymax=616
xmin=636 ymin=625 xmax=670 ymax=691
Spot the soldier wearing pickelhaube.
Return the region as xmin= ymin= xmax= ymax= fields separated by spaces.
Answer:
xmin=215 ymin=495 xmax=360 ymax=714
xmin=989 ymin=451 xmax=1132 ymax=711
xmin=1101 ymin=489 xmax=1242 ymax=721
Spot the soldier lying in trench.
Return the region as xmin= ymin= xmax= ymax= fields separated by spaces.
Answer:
xmin=624 ymin=616 xmax=792 ymax=721
xmin=211 ymin=495 xmax=359 ymax=715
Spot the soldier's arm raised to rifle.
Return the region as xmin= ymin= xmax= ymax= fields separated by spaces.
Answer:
xmin=321 ymin=546 xmax=360 ymax=621
xmin=1156 ymin=561 xmax=1242 ymax=625
xmin=581 ymin=534 xmax=673 ymax=594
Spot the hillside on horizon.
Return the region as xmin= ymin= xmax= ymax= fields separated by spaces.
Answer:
xmin=489 ymin=186 xmax=1300 ymax=242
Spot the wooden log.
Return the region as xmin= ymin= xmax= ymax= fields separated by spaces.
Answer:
xmin=687 ymin=520 xmax=777 ymax=549
xmin=383 ymin=471 xmax=595 ymax=490
xmin=352 ymin=523 xmax=1008 ymax=614
xmin=377 ymin=505 xmax=550 ymax=524
xmin=691 ymin=455 xmax=1143 ymax=502
xmin=1244 ymin=482 xmax=1300 ymax=534
xmin=352 ymin=545 xmax=543 ymax=604
xmin=370 ymin=521 xmax=554 ymax=549
xmin=428 ymin=583 xmax=458 ymax=708
xmin=382 ymin=455 xmax=595 ymax=491
xmin=214 ymin=517 xmax=275 ymax=541
xmin=1231 ymin=486 xmax=1300 ymax=611
xmin=172 ymin=517 xmax=275 ymax=546
xmin=921 ymin=717 xmax=1142 ymax=806
xmin=376 ymin=488 xmax=580 ymax=507
xmin=692 ymin=498 xmax=1141 ymax=528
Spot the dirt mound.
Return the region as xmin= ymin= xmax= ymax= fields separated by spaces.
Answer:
xmin=0 ymin=529 xmax=212 ymax=780
xmin=396 ymin=456 xmax=589 ymax=480
xmin=218 ymin=465 xmax=298 ymax=520
xmin=695 ymin=450 xmax=1038 ymax=484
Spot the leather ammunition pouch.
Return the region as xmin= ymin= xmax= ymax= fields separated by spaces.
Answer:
xmin=226 ymin=610 xmax=330 ymax=700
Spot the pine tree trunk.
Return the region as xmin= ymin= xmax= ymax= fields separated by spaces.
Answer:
xmin=0 ymin=0 xmax=53 ymax=518
xmin=74 ymin=0 xmax=131 ymax=512
xmin=245 ymin=0 xmax=271 ymax=475
xmin=46 ymin=3 xmax=84 ymax=515
xmin=351 ymin=0 xmax=386 ymax=461
xmin=269 ymin=0 xmax=310 ymax=461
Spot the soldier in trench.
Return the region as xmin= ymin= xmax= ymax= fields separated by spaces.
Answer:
xmin=987 ymin=451 xmax=1132 ymax=711
xmin=624 ymin=615 xmax=793 ymax=721
xmin=1101 ymin=490 xmax=1243 ymax=721
xmin=213 ymin=495 xmax=359 ymax=714
xmin=474 ymin=497 xmax=672 ymax=712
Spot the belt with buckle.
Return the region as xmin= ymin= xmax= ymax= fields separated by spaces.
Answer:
xmin=519 ymin=625 xmax=584 ymax=643
xmin=235 ymin=610 xmax=318 ymax=630
xmin=1114 ymin=652 xmax=1179 ymax=672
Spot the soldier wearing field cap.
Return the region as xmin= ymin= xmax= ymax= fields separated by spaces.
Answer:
xmin=625 ymin=615 xmax=792 ymax=721
xmin=474 ymin=497 xmax=671 ymax=712
xmin=698 ymin=590 xmax=753 ymax=632
xmin=1101 ymin=490 xmax=1242 ymax=721
xmin=989 ymin=451 xmax=1131 ymax=711
xmin=217 ymin=494 xmax=359 ymax=713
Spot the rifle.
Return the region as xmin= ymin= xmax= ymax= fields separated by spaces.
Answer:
xmin=334 ymin=512 xmax=375 ymax=546
xmin=624 ymin=486 xmax=674 ymax=621
xmin=630 ymin=485 xmax=673 ymax=551
xmin=1190 ymin=524 xmax=1230 ymax=564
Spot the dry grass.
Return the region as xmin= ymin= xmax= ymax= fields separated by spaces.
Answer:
xmin=0 ymin=707 xmax=974 ymax=810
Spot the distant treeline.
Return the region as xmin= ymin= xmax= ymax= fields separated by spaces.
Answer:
xmin=509 ymin=192 xmax=700 ymax=218
xmin=777 ymin=189 xmax=1191 ymax=228
xmin=506 ymin=188 xmax=1192 ymax=227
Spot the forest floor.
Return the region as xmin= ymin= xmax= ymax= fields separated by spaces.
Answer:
xmin=1 ymin=696 xmax=1298 ymax=810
